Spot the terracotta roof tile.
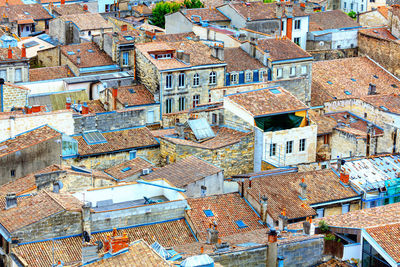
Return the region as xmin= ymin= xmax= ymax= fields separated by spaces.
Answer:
xmin=224 ymin=47 xmax=264 ymax=73
xmin=183 ymin=8 xmax=229 ymax=22
xmin=186 ymin=193 xmax=266 ymax=241
xmin=359 ymin=27 xmax=397 ymax=40
xmin=227 ymin=87 xmax=308 ymax=117
xmin=12 ymin=219 xmax=195 ymax=267
xmin=228 ymin=1 xmax=306 ymax=20
xmin=114 ymin=85 xmax=155 ymax=106
xmin=361 ymin=93 xmax=400 ymax=113
xmin=0 ymin=47 xmax=26 ymax=61
xmin=153 ymin=32 xmax=197 ymax=42
xmin=104 ymin=157 xmax=153 ymax=180
xmin=366 ymin=223 xmax=400 ymax=263
xmin=288 ymin=202 xmax=400 ymax=230
xmin=0 ymin=125 xmax=61 ymax=158
xmin=202 ymin=0 xmax=224 ymax=7
xmin=0 ymin=4 xmax=52 ymax=22
xmin=309 ymin=10 xmax=360 ymax=31
xmin=74 ymin=127 xmax=158 ymax=156
xmin=60 ymin=13 xmax=112 ymax=31
xmin=378 ymin=6 xmax=389 ymax=19
xmin=161 ymin=126 xmax=251 ymax=149
xmin=60 ymin=42 xmax=115 ymax=68
xmin=311 ymin=57 xmax=400 ymax=106
xmin=52 ymin=3 xmax=87 ymax=16
xmin=135 ymin=40 xmax=224 ymax=71
xmin=88 ymin=239 xmax=171 ymax=266
xmin=131 ymin=4 xmax=154 ymax=16
xmin=142 ymin=156 xmax=222 ymax=188
xmin=256 ymin=38 xmax=312 ymax=61
xmin=29 ymin=65 xmax=75 ymax=81
xmin=0 ymin=0 xmax=23 ymax=6
xmin=87 ymin=99 xmax=106 ymax=113
xmin=242 ymin=169 xmax=358 ymax=221
xmin=0 ymin=190 xmax=82 ymax=233
xmin=308 ymin=110 xmax=337 ymax=135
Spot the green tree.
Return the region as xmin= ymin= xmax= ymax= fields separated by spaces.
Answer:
xmin=183 ymin=0 xmax=204 ymax=8
xmin=151 ymin=1 xmax=181 ymax=28
xmin=347 ymin=11 xmax=357 ymax=19
xmin=263 ymin=0 xmax=275 ymax=3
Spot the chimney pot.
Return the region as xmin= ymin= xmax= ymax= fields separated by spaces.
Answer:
xmin=21 ymin=44 xmax=26 ymax=58
xmin=5 ymin=192 xmax=17 ymax=209
xmin=76 ymin=56 xmax=81 ymax=65
xmin=81 ymin=102 xmax=89 ymax=114
xmin=275 ymin=2 xmax=283 ymax=18
xmin=7 ymin=45 xmax=12 ymax=59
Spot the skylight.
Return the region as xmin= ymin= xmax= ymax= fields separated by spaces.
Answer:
xmin=344 ymin=90 xmax=352 ymax=95
xmin=391 ymin=84 xmax=398 ymax=88
xmin=124 ymin=36 xmax=135 ymax=41
xmin=24 ymin=11 xmax=30 ymax=15
xmin=128 ymin=88 xmax=135 ymax=94
xmin=327 ymin=81 xmax=333 ymax=85
xmin=270 ymin=88 xmax=281 ymax=94
xmin=121 ymin=167 xmax=131 ymax=172
xmin=380 ymin=106 xmax=389 ymax=111
xmin=203 ymin=210 xmax=214 ymax=217
xmin=87 ymin=49 xmax=94 ymax=53
xmin=373 ymin=75 xmax=379 ymax=79
xmin=235 ymin=220 xmax=248 ymax=229
xmin=351 ymin=78 xmax=356 ymax=82
xmin=82 ymin=131 xmax=107 ymax=145
xmin=67 ymin=51 xmax=75 ymax=55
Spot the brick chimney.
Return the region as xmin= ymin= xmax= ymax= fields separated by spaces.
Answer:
xmin=21 ymin=44 xmax=26 ymax=58
xmin=266 ymin=228 xmax=278 ymax=267
xmin=285 ymin=4 xmax=293 ymax=17
xmin=340 ymin=169 xmax=350 ymax=184
xmin=275 ymin=2 xmax=283 ymax=18
xmin=211 ymin=45 xmax=224 ymax=61
xmin=260 ymin=195 xmax=268 ymax=223
xmin=112 ymin=87 xmax=118 ymax=110
xmin=81 ymin=102 xmax=89 ymax=114
xmin=278 ymin=208 xmax=288 ymax=231
xmin=83 ymin=4 xmax=88 ymax=11
xmin=121 ymin=24 xmax=127 ymax=32
xmin=66 ymin=97 xmax=71 ymax=109
xmin=7 ymin=45 xmax=12 ymax=59
xmin=61 ymin=0 xmax=65 ymax=5
xmin=368 ymin=83 xmax=376 ymax=95
xmin=206 ymin=222 xmax=219 ymax=244
xmin=299 ymin=178 xmax=307 ymax=200
xmin=104 ymin=229 xmax=130 ymax=255
xmin=5 ymin=192 xmax=17 ymax=209
xmin=82 ymin=202 xmax=92 ymax=236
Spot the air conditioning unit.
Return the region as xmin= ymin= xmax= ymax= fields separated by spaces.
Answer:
xmin=142 ymin=168 xmax=151 ymax=175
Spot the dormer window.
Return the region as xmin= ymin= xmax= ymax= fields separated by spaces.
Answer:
xmin=156 ymin=53 xmax=172 ymax=59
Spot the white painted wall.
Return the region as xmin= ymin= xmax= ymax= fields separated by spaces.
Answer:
xmin=282 ymin=16 xmax=309 ymax=50
xmin=342 ymin=243 xmax=361 ymax=261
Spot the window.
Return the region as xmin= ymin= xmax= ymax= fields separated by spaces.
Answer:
xmin=276 ymin=68 xmax=283 ymax=78
xmin=259 ymin=70 xmax=266 ymax=81
xmin=165 ymin=98 xmax=173 ymax=113
xmin=193 ymin=94 xmax=200 ymax=108
xmin=209 ymin=71 xmax=216 ymax=85
xmin=270 ymin=143 xmax=276 ymax=156
xmin=203 ymin=210 xmax=214 ymax=217
xmin=286 ymin=140 xmax=293 ymax=154
xmin=212 ymin=113 xmax=217 ymax=124
xmin=121 ymin=167 xmax=131 ymax=172
xmin=299 ymin=138 xmax=306 ymax=152
xmin=15 ymin=68 xmax=22 ymax=82
xmin=105 ymin=4 xmax=110 ymax=12
xmin=290 ymin=66 xmax=296 ymax=76
xmin=344 ymin=2 xmax=346 ymax=8
xmin=129 ymin=150 xmax=137 ymax=160
xmin=178 ymin=97 xmax=186 ymax=111
xmin=301 ymin=65 xmax=307 ymax=75
xmin=362 ymin=239 xmax=391 ymax=267
xmin=178 ymin=73 xmax=185 ymax=88
xmin=323 ymin=134 xmax=329 ymax=144
xmin=245 ymin=71 xmax=252 ymax=82
xmin=361 ymin=4 xmax=363 ymax=10
xmin=26 ymin=26 xmax=30 ymax=32
xmin=281 ymin=21 xmax=285 ymax=32
xmin=342 ymin=204 xmax=350 ymax=214
xmin=294 ymin=19 xmax=301 ymax=30
xmin=230 ymin=73 xmax=238 ymax=84
xmin=235 ymin=220 xmax=248 ymax=228
xmin=0 ymin=69 xmax=6 ymax=81
xmin=350 ymin=2 xmax=353 ymax=9
xmin=316 ymin=208 xmax=324 ymax=218
xmin=10 ymin=170 xmax=15 ymax=177
xmin=156 ymin=53 xmax=172 ymax=59
xmin=193 ymin=73 xmax=200 ymax=86
xmin=122 ymin=52 xmax=129 ymax=66
xmin=165 ymin=73 xmax=172 ymax=89
xmin=370 ymin=0 xmax=375 ymax=2
xmin=294 ymin=37 xmax=300 ymax=46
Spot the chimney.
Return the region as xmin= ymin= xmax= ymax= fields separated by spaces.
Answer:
xmin=82 ymin=202 xmax=92 ymax=236
xmin=206 ymin=222 xmax=219 ymax=244
xmin=21 ymin=44 xmax=26 ymax=58
xmin=5 ymin=193 xmax=17 ymax=209
xmin=83 ymin=4 xmax=88 ymax=11
xmin=61 ymin=0 xmax=65 ymax=5
xmin=260 ymin=195 xmax=268 ymax=223
xmin=112 ymin=87 xmax=118 ymax=110
xmin=266 ymin=228 xmax=278 ymax=267
xmin=76 ymin=56 xmax=81 ymax=65
xmin=175 ymin=123 xmax=185 ymax=138
xmin=368 ymin=83 xmax=376 ymax=95
xmin=263 ymin=50 xmax=270 ymax=66
xmin=182 ymin=53 xmax=190 ymax=64
xmin=248 ymin=177 xmax=252 ymax=188
xmin=250 ymin=41 xmax=257 ymax=58
xmin=304 ymin=2 xmax=314 ymax=13
xmin=340 ymin=169 xmax=350 ymax=184
xmin=278 ymin=208 xmax=288 ymax=231
xmin=176 ymin=50 xmax=184 ymax=60
xmin=66 ymin=97 xmax=71 ymax=109
xmin=299 ymin=178 xmax=307 ymax=200
xmin=7 ymin=45 xmax=12 ymax=59
xmin=121 ymin=24 xmax=127 ymax=32
xmin=285 ymin=4 xmax=293 ymax=17
xmin=104 ymin=229 xmax=130 ymax=254
xmin=275 ymin=2 xmax=283 ymax=18
xmin=82 ymin=102 xmax=89 ymax=114
xmin=211 ymin=46 xmax=224 ymax=61
xmin=303 ymin=217 xmax=315 ymax=235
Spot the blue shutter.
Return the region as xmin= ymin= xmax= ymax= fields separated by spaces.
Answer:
xmin=225 ymin=73 xmax=230 ymax=86
xmin=253 ymin=70 xmax=259 ymax=82
xmin=239 ymin=72 xmax=245 ymax=84
xmin=268 ymin=69 xmax=272 ymax=81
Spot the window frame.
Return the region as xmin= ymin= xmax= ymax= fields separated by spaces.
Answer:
xmin=230 ymin=73 xmax=238 ymax=84
xmin=286 ymin=140 xmax=293 ymax=154
xmin=178 ymin=72 xmax=185 ymax=88
xmin=290 ymin=66 xmax=296 ymax=76
xmin=192 ymin=94 xmax=200 ymax=108
xmin=165 ymin=73 xmax=173 ymax=89
xmin=122 ymin=51 xmax=129 ymax=66
xmin=270 ymin=143 xmax=276 ymax=157
xmin=15 ymin=68 xmax=22 ymax=82
xmin=178 ymin=96 xmax=186 ymax=111
xmin=245 ymin=71 xmax=252 ymax=82
xmin=299 ymin=138 xmax=306 ymax=152
xmin=165 ymin=98 xmax=173 ymax=113
xmin=294 ymin=37 xmax=300 ymax=46
xmin=294 ymin=19 xmax=301 ymax=30
xmin=209 ymin=71 xmax=216 ymax=85
xmin=276 ymin=68 xmax=283 ymax=79
xmin=301 ymin=65 xmax=307 ymax=75
xmin=193 ymin=73 xmax=200 ymax=87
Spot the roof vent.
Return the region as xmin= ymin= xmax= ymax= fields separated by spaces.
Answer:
xmin=5 ymin=193 xmax=17 ymax=209
xmin=373 ymin=30 xmax=378 ymax=33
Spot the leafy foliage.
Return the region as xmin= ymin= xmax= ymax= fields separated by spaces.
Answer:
xmin=318 ymin=220 xmax=330 ymax=233
xmin=263 ymin=0 xmax=275 ymax=3
xmin=347 ymin=11 xmax=357 ymax=19
xmin=183 ymin=0 xmax=204 ymax=8
xmin=151 ymin=1 xmax=181 ymax=28
xmin=324 ymin=233 xmax=336 ymax=241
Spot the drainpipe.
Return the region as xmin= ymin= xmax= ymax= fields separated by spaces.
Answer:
xmin=0 ymin=78 xmax=4 ymax=112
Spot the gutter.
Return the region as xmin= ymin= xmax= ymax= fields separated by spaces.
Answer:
xmin=136 ymin=180 xmax=186 ymax=192
xmin=309 ymin=195 xmax=362 ymax=208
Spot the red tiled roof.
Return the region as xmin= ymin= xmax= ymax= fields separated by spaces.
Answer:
xmin=0 ymin=190 xmax=82 ymax=233
xmin=366 ymin=223 xmax=400 ymax=263
xmin=153 ymin=32 xmax=197 ymax=42
xmin=87 ymin=99 xmax=106 ymax=113
xmin=0 ymin=0 xmax=23 ymax=6
xmin=309 ymin=10 xmax=360 ymax=31
xmin=308 ymin=110 xmax=337 ymax=135
xmin=114 ymin=85 xmax=155 ymax=106
xmin=256 ymin=38 xmax=312 ymax=61
xmin=311 ymin=57 xmax=400 ymax=106
xmin=104 ymin=157 xmax=153 ymax=180
xmin=0 ymin=47 xmax=26 ymax=61
xmin=224 ymin=47 xmax=264 ymax=73
xmin=0 ymin=125 xmax=61 ymax=158
xmin=359 ymin=27 xmax=397 ymax=40
xmin=29 ymin=65 xmax=75 ymax=81
xmin=52 ymin=3 xmax=86 ymax=16
xmin=60 ymin=13 xmax=112 ymax=31
xmin=361 ymin=93 xmax=400 ymax=114
xmin=378 ymin=6 xmax=389 ymax=19
xmin=227 ymin=87 xmax=308 ymax=117
xmin=60 ymin=42 xmax=115 ymax=68
xmin=142 ymin=156 xmax=222 ymax=188
xmin=12 ymin=219 xmax=195 ymax=267
xmin=183 ymin=8 xmax=229 ymax=22
xmin=0 ymin=4 xmax=52 ymax=22
xmin=186 ymin=193 xmax=266 ymax=241
xmin=74 ymin=127 xmax=158 ymax=156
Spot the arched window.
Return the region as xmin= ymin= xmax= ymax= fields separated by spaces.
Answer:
xmin=209 ymin=71 xmax=216 ymax=85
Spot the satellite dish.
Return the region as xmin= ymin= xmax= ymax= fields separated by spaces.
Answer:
xmin=319 ymin=41 xmax=324 ymax=46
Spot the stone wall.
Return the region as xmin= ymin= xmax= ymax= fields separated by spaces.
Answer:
xmin=135 ymin=49 xmax=160 ymax=97
xmin=185 ymin=172 xmax=224 ymax=198
xmin=37 ymin=46 xmax=60 ymax=68
xmin=162 ymin=106 xmax=224 ymax=128
xmin=160 ymin=133 xmax=254 ymax=177
xmin=2 ymin=84 xmax=28 ymax=112
xmin=358 ymin=11 xmax=387 ymax=27
xmin=212 ymin=246 xmax=267 ymax=267
xmin=310 ymin=48 xmax=358 ymax=61
xmin=12 ymin=211 xmax=82 ymax=243
xmin=358 ymin=32 xmax=400 ymax=77
xmin=64 ymin=147 xmax=160 ymax=170
xmin=0 ymin=110 xmax=75 ymax=141
xmin=330 ymin=130 xmax=367 ymax=158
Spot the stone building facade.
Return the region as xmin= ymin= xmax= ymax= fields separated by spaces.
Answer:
xmin=0 ymin=83 xmax=29 ymax=112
